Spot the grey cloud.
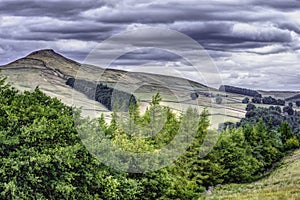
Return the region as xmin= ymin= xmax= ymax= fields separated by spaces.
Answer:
xmin=252 ymin=0 xmax=300 ymax=11
xmin=0 ymin=0 xmax=106 ymax=19
xmin=246 ymin=46 xmax=290 ymax=55
xmin=0 ymin=17 xmax=122 ymax=42
xmin=30 ymin=24 xmax=116 ymax=34
xmin=166 ymin=21 xmax=293 ymax=59
xmin=0 ymin=0 xmax=299 ymax=90
xmin=109 ymin=48 xmax=192 ymax=67
xmin=228 ymin=72 xmax=239 ymax=79
xmin=116 ymin=48 xmax=184 ymax=62
xmin=277 ymin=22 xmax=300 ymax=34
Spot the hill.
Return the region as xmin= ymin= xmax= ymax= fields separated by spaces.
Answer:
xmin=206 ymin=149 xmax=300 ymax=199
xmin=285 ymin=94 xmax=300 ymax=102
xmin=0 ymin=49 xmax=108 ymax=119
xmin=0 ymin=49 xmax=250 ymax=128
xmin=259 ymin=90 xmax=300 ymax=102
xmin=1 ymin=49 xmax=299 ymax=129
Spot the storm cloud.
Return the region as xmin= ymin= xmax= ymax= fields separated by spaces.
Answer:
xmin=0 ymin=0 xmax=299 ymax=90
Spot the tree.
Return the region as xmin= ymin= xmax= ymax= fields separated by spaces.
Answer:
xmin=215 ymin=96 xmax=222 ymax=104
xmin=252 ymin=97 xmax=262 ymax=104
xmin=0 ymin=83 xmax=132 ymax=199
xmin=283 ymin=106 xmax=294 ymax=115
xmin=255 ymin=119 xmax=281 ymax=166
xmin=129 ymin=98 xmax=141 ymax=123
xmin=285 ymin=136 xmax=300 ymax=150
xmin=278 ymin=121 xmax=293 ymax=147
xmin=150 ymin=92 xmax=162 ymax=106
xmin=219 ymin=122 xmax=235 ymax=131
xmin=262 ymin=96 xmax=276 ymax=105
xmin=246 ymin=103 xmax=256 ymax=111
xmin=66 ymin=78 xmax=137 ymax=111
xmin=2 ymin=77 xmax=300 ymax=199
xmin=142 ymin=92 xmax=167 ymax=137
xmin=242 ymin=97 xmax=249 ymax=104
xmin=277 ymin=99 xmax=285 ymax=106
xmin=274 ymin=106 xmax=282 ymax=113
xmin=211 ymin=128 xmax=261 ymax=183
xmin=169 ymin=108 xmax=210 ymax=199
xmin=190 ymin=92 xmax=199 ymax=100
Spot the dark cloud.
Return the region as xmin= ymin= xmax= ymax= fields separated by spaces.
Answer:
xmin=109 ymin=48 xmax=191 ymax=67
xmin=172 ymin=22 xmax=292 ymax=52
xmin=252 ymin=0 xmax=300 ymax=11
xmin=117 ymin=48 xmax=182 ymax=62
xmin=0 ymin=0 xmax=105 ymax=19
xmin=30 ymin=24 xmax=116 ymax=34
xmin=82 ymin=1 xmax=282 ymax=24
xmin=0 ymin=0 xmax=299 ymax=90
xmin=277 ymin=22 xmax=300 ymax=34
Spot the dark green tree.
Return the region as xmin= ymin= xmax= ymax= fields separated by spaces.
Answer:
xmin=246 ymin=103 xmax=256 ymax=111
xmin=215 ymin=96 xmax=223 ymax=104
xmin=242 ymin=97 xmax=249 ymax=104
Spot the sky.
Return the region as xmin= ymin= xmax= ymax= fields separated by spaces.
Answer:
xmin=0 ymin=0 xmax=299 ymax=90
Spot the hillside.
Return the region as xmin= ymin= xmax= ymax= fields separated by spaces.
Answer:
xmin=285 ymin=94 xmax=300 ymax=102
xmin=206 ymin=149 xmax=300 ymax=199
xmin=2 ymin=49 xmax=299 ymax=129
xmin=259 ymin=90 xmax=300 ymax=101
xmin=0 ymin=49 xmax=250 ymax=128
xmin=0 ymin=49 xmax=108 ymax=119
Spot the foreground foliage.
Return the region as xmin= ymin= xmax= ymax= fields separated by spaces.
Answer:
xmin=0 ymin=78 xmax=299 ymax=199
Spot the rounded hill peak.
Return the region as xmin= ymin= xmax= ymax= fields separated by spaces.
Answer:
xmin=27 ymin=49 xmax=59 ymax=57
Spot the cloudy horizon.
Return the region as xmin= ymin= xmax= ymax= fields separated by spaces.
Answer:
xmin=0 ymin=0 xmax=299 ymax=91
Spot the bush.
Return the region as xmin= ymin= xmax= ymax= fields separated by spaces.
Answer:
xmin=283 ymin=106 xmax=294 ymax=115
xmin=246 ymin=103 xmax=256 ymax=111
xmin=252 ymin=97 xmax=262 ymax=104
xmin=285 ymin=136 xmax=300 ymax=150
xmin=190 ymin=92 xmax=199 ymax=100
xmin=242 ymin=97 xmax=249 ymax=104
xmin=216 ymin=96 xmax=222 ymax=104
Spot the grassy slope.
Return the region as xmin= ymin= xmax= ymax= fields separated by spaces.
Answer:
xmin=0 ymin=50 xmax=248 ymax=128
xmin=1 ymin=49 xmax=299 ymax=128
xmin=206 ymin=149 xmax=300 ymax=200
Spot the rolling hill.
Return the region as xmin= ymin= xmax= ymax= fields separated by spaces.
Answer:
xmin=1 ymin=49 xmax=299 ymax=129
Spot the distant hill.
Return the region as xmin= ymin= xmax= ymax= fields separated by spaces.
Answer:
xmin=0 ymin=49 xmax=218 ymax=121
xmin=285 ymin=94 xmax=300 ymax=101
xmin=218 ymin=84 xmax=300 ymax=100
xmin=259 ymin=90 xmax=300 ymax=100
xmin=2 ymin=49 xmax=298 ymax=128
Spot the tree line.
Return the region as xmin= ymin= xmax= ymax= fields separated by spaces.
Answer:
xmin=242 ymin=96 xmax=285 ymax=106
xmin=219 ymin=85 xmax=261 ymax=97
xmin=66 ymin=77 xmax=136 ymax=111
